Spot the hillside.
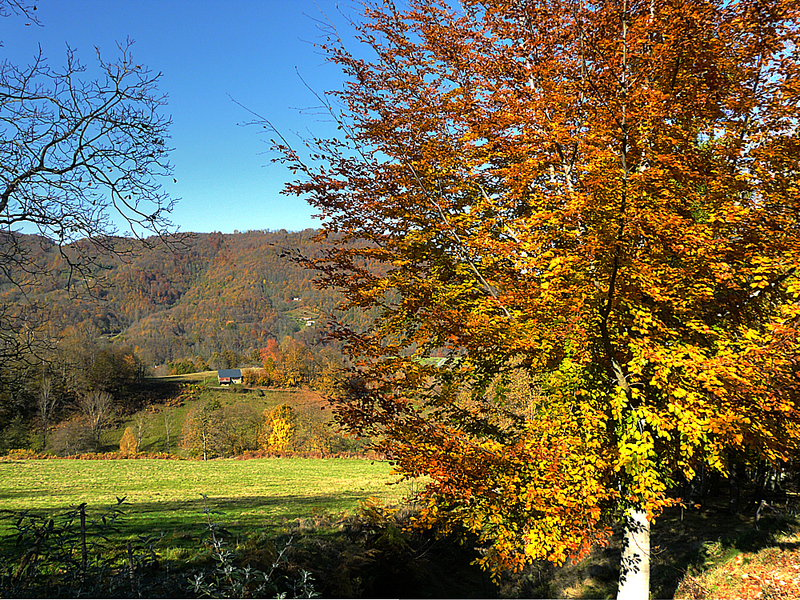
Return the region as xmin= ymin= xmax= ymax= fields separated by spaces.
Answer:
xmin=0 ymin=229 xmax=369 ymax=366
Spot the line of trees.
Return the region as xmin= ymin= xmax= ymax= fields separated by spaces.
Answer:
xmin=0 ymin=338 xmax=148 ymax=455
xmin=180 ymin=401 xmax=357 ymax=460
xmin=239 ymin=337 xmax=345 ymax=394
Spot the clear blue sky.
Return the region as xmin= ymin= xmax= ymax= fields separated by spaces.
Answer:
xmin=4 ymin=0 xmax=363 ymax=233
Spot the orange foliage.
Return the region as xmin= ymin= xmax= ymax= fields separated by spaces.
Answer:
xmin=119 ymin=427 xmax=138 ymax=457
xmin=279 ymin=0 xmax=800 ymax=579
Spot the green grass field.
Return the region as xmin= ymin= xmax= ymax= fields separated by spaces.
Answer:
xmin=0 ymin=458 xmax=413 ymax=551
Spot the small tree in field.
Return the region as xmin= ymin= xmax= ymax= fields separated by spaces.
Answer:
xmin=275 ymin=0 xmax=800 ymax=597
xmin=181 ymin=400 xmax=223 ymax=460
xmin=262 ymin=404 xmax=296 ymax=452
xmin=119 ymin=426 xmax=137 ymax=457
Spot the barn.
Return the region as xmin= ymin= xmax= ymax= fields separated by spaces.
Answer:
xmin=217 ymin=369 xmax=242 ymax=385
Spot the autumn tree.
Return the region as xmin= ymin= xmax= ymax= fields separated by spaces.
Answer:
xmin=119 ymin=426 xmax=137 ymax=457
xmin=278 ymin=337 xmax=313 ymax=387
xmin=262 ymin=404 xmax=296 ymax=452
xmin=311 ymin=346 xmax=346 ymax=396
xmin=275 ymin=0 xmax=800 ymax=597
xmin=80 ymin=347 xmax=146 ymax=405
xmin=260 ymin=338 xmax=282 ymax=381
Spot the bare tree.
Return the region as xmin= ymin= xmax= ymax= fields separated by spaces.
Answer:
xmin=181 ymin=400 xmax=223 ymax=460
xmin=0 ymin=1 xmax=180 ymax=380
xmin=78 ymin=389 xmax=114 ymax=448
xmin=133 ymin=411 xmax=148 ymax=449
xmin=0 ymin=38 xmax=177 ymax=280
xmin=163 ymin=409 xmax=172 ymax=454
xmin=37 ymin=374 xmax=57 ymax=448
xmin=0 ymin=301 xmax=44 ymax=389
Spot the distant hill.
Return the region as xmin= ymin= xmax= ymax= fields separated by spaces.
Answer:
xmin=0 ymin=229 xmax=367 ymax=365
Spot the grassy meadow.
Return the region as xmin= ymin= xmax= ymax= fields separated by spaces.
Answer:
xmin=0 ymin=458 xmax=412 ymax=546
xmin=0 ymin=376 xmax=389 ymax=557
xmin=6 ymin=377 xmax=798 ymax=598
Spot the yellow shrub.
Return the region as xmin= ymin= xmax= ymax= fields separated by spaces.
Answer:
xmin=119 ymin=426 xmax=138 ymax=457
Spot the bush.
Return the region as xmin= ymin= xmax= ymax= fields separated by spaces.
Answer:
xmin=275 ymin=498 xmax=500 ymax=598
xmin=119 ymin=427 xmax=138 ymax=457
xmin=46 ymin=419 xmax=93 ymax=456
xmin=262 ymin=405 xmax=296 ymax=452
xmin=0 ymin=498 xmax=173 ymax=598
xmin=190 ymin=494 xmax=319 ymax=598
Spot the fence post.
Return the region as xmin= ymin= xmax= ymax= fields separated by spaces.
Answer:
xmin=79 ymin=503 xmax=88 ymax=572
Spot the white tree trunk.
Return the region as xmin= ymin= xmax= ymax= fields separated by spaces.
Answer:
xmin=617 ymin=506 xmax=650 ymax=600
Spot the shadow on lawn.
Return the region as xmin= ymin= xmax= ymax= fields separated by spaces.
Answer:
xmin=0 ymin=489 xmax=54 ymax=500
xmin=1 ymin=491 xmax=389 ymax=550
xmin=3 ymin=490 xmax=797 ymax=598
xmin=0 ymin=493 xmax=503 ymax=599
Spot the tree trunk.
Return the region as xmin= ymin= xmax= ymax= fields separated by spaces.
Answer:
xmin=729 ymin=457 xmax=745 ymax=514
xmin=617 ymin=506 xmax=650 ymax=600
xmin=164 ymin=413 xmax=172 ymax=454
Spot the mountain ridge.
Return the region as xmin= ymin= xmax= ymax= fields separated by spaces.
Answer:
xmin=1 ymin=229 xmax=361 ymax=365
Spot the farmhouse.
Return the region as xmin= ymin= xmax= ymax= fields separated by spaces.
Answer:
xmin=217 ymin=369 xmax=242 ymax=385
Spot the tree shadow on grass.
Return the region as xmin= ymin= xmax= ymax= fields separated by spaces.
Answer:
xmin=1 ymin=491 xmax=382 ymax=554
xmin=0 ymin=492 xmax=502 ymax=598
xmin=650 ymin=499 xmax=798 ymax=599
xmin=0 ymin=489 xmax=54 ymax=500
xmin=525 ymin=497 xmax=799 ymax=599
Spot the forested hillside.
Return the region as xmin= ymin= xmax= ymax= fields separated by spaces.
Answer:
xmin=1 ymin=229 xmax=363 ymax=367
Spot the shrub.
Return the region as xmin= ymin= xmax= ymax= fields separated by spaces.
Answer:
xmin=190 ymin=494 xmax=319 ymax=598
xmin=119 ymin=427 xmax=138 ymax=457
xmin=262 ymin=405 xmax=296 ymax=452
xmin=0 ymin=496 xmax=319 ymax=598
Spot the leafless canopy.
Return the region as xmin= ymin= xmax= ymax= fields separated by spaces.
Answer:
xmin=0 ymin=2 xmax=180 ymax=372
xmin=0 ymin=39 xmax=177 ymax=277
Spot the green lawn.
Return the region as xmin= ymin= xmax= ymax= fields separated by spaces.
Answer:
xmin=0 ymin=458 xmax=412 ymax=549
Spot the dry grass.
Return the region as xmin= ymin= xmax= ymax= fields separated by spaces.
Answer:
xmin=510 ymin=497 xmax=800 ymax=599
xmin=674 ymin=530 xmax=800 ymax=600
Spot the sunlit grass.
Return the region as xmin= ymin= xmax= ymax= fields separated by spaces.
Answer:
xmin=0 ymin=458 xmax=411 ymax=549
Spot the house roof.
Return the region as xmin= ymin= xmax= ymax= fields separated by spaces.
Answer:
xmin=218 ymin=369 xmax=242 ymax=378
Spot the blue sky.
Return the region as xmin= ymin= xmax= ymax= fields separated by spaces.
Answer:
xmin=4 ymin=0 xmax=363 ymax=233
